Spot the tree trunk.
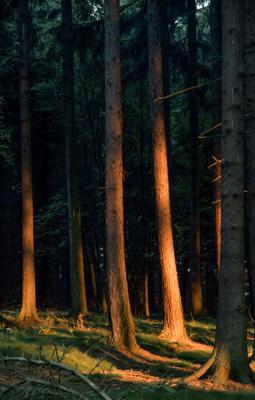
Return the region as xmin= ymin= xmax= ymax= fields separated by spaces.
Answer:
xmin=191 ymin=1 xmax=252 ymax=384
xmin=17 ymin=0 xmax=39 ymax=323
xmin=148 ymin=0 xmax=187 ymax=342
xmin=139 ymin=82 xmax=150 ymax=319
xmin=244 ymin=0 xmax=255 ymax=355
xmin=210 ymin=0 xmax=222 ymax=274
xmin=61 ymin=0 xmax=88 ymax=317
xmin=187 ymin=0 xmax=203 ymax=317
xmin=105 ymin=0 xmax=138 ymax=352
xmin=213 ymin=0 xmax=251 ymax=384
xmin=160 ymin=0 xmax=171 ymax=171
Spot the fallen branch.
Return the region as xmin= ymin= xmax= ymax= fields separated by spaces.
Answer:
xmin=1 ymin=356 xmax=113 ymax=400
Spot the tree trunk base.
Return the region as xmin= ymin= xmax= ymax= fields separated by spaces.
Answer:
xmin=159 ymin=328 xmax=189 ymax=345
xmin=17 ymin=309 xmax=40 ymax=324
xmin=186 ymin=352 xmax=254 ymax=385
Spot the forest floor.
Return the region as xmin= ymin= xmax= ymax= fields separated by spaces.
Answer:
xmin=0 ymin=312 xmax=255 ymax=399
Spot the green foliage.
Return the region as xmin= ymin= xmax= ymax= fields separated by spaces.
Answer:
xmin=35 ymin=193 xmax=68 ymax=258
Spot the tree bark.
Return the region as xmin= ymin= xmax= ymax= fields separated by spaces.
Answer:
xmin=244 ymin=0 xmax=255 ymax=355
xmin=61 ymin=0 xmax=88 ymax=317
xmin=160 ymin=0 xmax=171 ymax=170
xmin=189 ymin=1 xmax=252 ymax=384
xmin=187 ymin=0 xmax=203 ymax=317
xmin=17 ymin=0 xmax=39 ymax=323
xmin=148 ymin=0 xmax=187 ymax=342
xmin=210 ymin=0 xmax=222 ymax=274
xmin=196 ymin=0 xmax=252 ymax=384
xmin=105 ymin=0 xmax=138 ymax=352
xmin=213 ymin=0 xmax=251 ymax=383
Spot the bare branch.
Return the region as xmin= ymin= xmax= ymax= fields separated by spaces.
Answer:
xmin=0 ymin=356 xmax=113 ymax=400
xmin=3 ymin=377 xmax=89 ymax=399
xmin=154 ymin=78 xmax=222 ymax=102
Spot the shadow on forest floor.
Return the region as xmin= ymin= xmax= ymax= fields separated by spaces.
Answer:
xmin=0 ymin=311 xmax=254 ymax=399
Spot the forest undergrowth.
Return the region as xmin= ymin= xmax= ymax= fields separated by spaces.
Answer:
xmin=0 ymin=312 xmax=254 ymax=399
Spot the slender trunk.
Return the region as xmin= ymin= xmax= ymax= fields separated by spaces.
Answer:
xmin=187 ymin=0 xmax=203 ymax=317
xmin=244 ymin=0 xmax=255 ymax=355
xmin=210 ymin=0 xmax=222 ymax=274
xmin=105 ymin=0 xmax=138 ymax=352
xmin=17 ymin=0 xmax=39 ymax=323
xmin=144 ymin=264 xmax=150 ymax=319
xmin=148 ymin=0 xmax=187 ymax=342
xmin=160 ymin=0 xmax=171 ymax=167
xmin=61 ymin=0 xmax=87 ymax=317
xmin=213 ymin=0 xmax=251 ymax=384
xmin=87 ymin=244 xmax=97 ymax=309
xmin=139 ymin=82 xmax=150 ymax=319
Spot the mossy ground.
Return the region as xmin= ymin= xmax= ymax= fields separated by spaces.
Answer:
xmin=0 ymin=311 xmax=254 ymax=399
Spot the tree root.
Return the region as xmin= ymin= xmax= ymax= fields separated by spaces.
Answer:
xmin=185 ymin=352 xmax=216 ymax=382
xmin=185 ymin=350 xmax=254 ymax=386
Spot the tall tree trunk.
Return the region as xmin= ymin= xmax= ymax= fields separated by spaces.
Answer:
xmin=210 ymin=0 xmax=222 ymax=274
xmin=61 ymin=0 xmax=87 ymax=317
xmin=187 ymin=0 xmax=203 ymax=317
xmin=148 ymin=0 xmax=187 ymax=342
xmin=105 ymin=0 xmax=138 ymax=352
xmin=160 ymin=0 xmax=171 ymax=169
xmin=213 ymin=0 xmax=251 ymax=383
xmin=244 ymin=0 xmax=255 ymax=355
xmin=17 ymin=0 xmax=39 ymax=323
xmin=139 ymin=82 xmax=150 ymax=319
xmin=193 ymin=1 xmax=252 ymax=384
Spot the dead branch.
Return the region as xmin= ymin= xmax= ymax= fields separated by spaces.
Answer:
xmin=3 ymin=377 xmax=89 ymax=399
xmin=0 ymin=356 xmax=113 ymax=400
xmin=198 ymin=122 xmax=222 ymax=139
xmin=154 ymin=77 xmax=222 ymax=102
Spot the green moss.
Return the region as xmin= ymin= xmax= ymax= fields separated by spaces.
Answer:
xmin=0 ymin=312 xmax=254 ymax=400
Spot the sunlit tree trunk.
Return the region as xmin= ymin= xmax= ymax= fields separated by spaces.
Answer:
xmin=61 ymin=0 xmax=88 ymax=318
xmin=17 ymin=0 xmax=39 ymax=323
xmin=244 ymin=0 xmax=255 ymax=355
xmin=213 ymin=0 xmax=251 ymax=384
xmin=105 ymin=0 xmax=138 ymax=352
xmin=160 ymin=0 xmax=171 ymax=168
xmin=148 ymin=0 xmax=187 ymax=342
xmin=210 ymin=0 xmax=222 ymax=274
xmin=187 ymin=0 xmax=203 ymax=317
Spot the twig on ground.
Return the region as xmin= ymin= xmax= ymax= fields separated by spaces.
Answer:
xmin=3 ymin=377 xmax=89 ymax=399
xmin=0 ymin=356 xmax=113 ymax=400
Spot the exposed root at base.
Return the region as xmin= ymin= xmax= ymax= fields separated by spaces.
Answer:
xmin=184 ymin=352 xmax=254 ymax=386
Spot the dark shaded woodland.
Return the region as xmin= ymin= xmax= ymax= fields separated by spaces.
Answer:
xmin=0 ymin=0 xmax=255 ymax=397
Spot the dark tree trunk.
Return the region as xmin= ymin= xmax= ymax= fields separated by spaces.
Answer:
xmin=148 ymin=0 xmax=187 ymax=342
xmin=213 ymin=0 xmax=251 ymax=383
xmin=244 ymin=0 xmax=255 ymax=355
xmin=194 ymin=0 xmax=252 ymax=385
xmin=187 ymin=0 xmax=203 ymax=317
xmin=61 ymin=0 xmax=88 ymax=317
xmin=210 ymin=0 xmax=222 ymax=274
xmin=105 ymin=0 xmax=138 ymax=352
xmin=17 ymin=0 xmax=39 ymax=323
xmin=139 ymin=82 xmax=150 ymax=319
